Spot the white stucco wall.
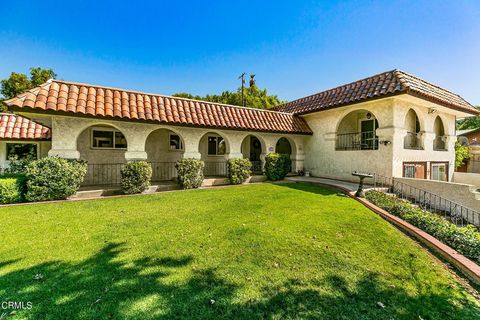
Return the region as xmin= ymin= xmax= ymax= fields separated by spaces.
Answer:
xmin=302 ymin=98 xmax=395 ymax=181
xmin=302 ymin=95 xmax=459 ymax=182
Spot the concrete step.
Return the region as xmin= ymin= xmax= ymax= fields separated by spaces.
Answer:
xmin=72 ymin=182 xmax=180 ymax=199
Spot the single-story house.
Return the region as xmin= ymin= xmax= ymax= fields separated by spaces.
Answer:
xmin=3 ymin=69 xmax=478 ymax=186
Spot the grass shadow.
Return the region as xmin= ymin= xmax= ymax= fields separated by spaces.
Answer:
xmin=0 ymin=242 xmax=478 ymax=319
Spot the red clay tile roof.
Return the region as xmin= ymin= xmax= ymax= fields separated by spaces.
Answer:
xmin=4 ymin=80 xmax=312 ymax=135
xmin=0 ymin=113 xmax=51 ymax=140
xmin=273 ymin=70 xmax=478 ymax=116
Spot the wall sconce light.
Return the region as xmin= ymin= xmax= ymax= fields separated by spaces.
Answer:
xmin=366 ymin=112 xmax=372 ymax=119
xmin=428 ymin=108 xmax=437 ymax=114
xmin=379 ymin=140 xmax=391 ymax=146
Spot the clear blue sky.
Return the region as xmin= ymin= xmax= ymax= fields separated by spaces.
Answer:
xmin=1 ymin=1 xmax=479 ymax=104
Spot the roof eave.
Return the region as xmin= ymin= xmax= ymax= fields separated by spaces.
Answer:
xmin=8 ymin=105 xmax=313 ymax=136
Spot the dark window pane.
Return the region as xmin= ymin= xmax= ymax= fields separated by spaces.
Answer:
xmin=208 ymin=137 xmax=217 ymax=155
xmin=114 ymin=131 xmax=127 ymax=148
xmin=92 ymin=130 xmax=114 ymax=148
xmin=6 ymin=143 xmax=37 ymax=160
xmin=170 ymin=135 xmax=182 ymax=150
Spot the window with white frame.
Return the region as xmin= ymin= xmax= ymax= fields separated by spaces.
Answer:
xmin=91 ymin=128 xmax=127 ymax=149
xmin=207 ymin=136 xmax=226 ymax=156
xmin=169 ymin=134 xmax=183 ymax=150
xmin=6 ymin=143 xmax=38 ymax=160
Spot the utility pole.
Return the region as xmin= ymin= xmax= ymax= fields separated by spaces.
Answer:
xmin=238 ymin=72 xmax=246 ymax=107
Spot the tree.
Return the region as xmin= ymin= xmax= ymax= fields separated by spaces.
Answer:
xmin=455 ymin=141 xmax=470 ymax=169
xmin=172 ymin=81 xmax=286 ymax=109
xmin=0 ymin=67 xmax=56 ymax=112
xmin=456 ymin=106 xmax=480 ymax=130
xmin=1 ymin=67 xmax=56 ymax=99
xmin=30 ymin=67 xmax=57 ymax=87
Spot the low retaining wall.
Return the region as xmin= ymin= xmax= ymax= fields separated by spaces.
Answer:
xmin=394 ymin=177 xmax=480 ymax=212
xmin=454 ymin=172 xmax=480 ymax=188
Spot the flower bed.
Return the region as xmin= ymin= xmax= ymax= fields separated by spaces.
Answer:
xmin=365 ymin=190 xmax=480 ymax=263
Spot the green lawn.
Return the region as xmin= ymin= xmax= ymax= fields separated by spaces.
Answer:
xmin=0 ymin=182 xmax=479 ymax=319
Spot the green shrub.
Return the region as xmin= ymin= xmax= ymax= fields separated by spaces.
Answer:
xmin=175 ymin=158 xmax=204 ymax=189
xmin=227 ymin=158 xmax=252 ymax=184
xmin=0 ymin=174 xmax=27 ymax=204
xmin=4 ymin=156 xmax=33 ymax=175
xmin=366 ymin=190 xmax=480 ymax=263
xmin=25 ymin=157 xmax=87 ymax=202
xmin=120 ymin=161 xmax=152 ymax=194
xmin=264 ymin=153 xmax=291 ymax=181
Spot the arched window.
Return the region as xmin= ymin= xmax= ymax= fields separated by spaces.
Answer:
xmin=433 ymin=116 xmax=446 ymax=150
xmin=404 ymin=109 xmax=423 ymax=149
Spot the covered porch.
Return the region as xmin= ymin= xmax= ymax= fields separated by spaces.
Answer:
xmin=49 ymin=117 xmax=306 ymax=187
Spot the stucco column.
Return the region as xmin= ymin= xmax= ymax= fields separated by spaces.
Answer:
xmin=227 ymin=137 xmax=243 ymax=159
xmin=123 ymin=127 xmax=149 ymax=161
xmin=444 ymin=135 xmax=455 ymax=151
xmin=181 ymin=131 xmax=202 ymax=159
xmin=422 ymin=131 xmax=436 ymax=151
xmin=48 ymin=117 xmax=81 ymax=159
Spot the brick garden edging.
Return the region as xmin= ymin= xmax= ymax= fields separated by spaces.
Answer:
xmin=355 ymin=194 xmax=480 ymax=285
xmin=296 ymin=179 xmax=480 ymax=285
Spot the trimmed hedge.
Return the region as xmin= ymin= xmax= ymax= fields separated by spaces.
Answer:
xmin=264 ymin=153 xmax=291 ymax=181
xmin=0 ymin=174 xmax=27 ymax=204
xmin=120 ymin=161 xmax=152 ymax=194
xmin=175 ymin=159 xmax=204 ymax=189
xmin=366 ymin=190 xmax=480 ymax=263
xmin=227 ymin=158 xmax=252 ymax=184
xmin=25 ymin=157 xmax=87 ymax=202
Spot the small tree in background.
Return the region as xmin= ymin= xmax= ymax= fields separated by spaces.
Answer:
xmin=455 ymin=141 xmax=470 ymax=169
xmin=0 ymin=67 xmax=57 ymax=112
xmin=172 ymin=75 xmax=286 ymax=109
xmin=456 ymin=106 xmax=480 ymax=130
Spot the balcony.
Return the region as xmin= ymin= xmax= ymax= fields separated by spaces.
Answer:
xmin=404 ymin=132 xmax=423 ymax=150
xmin=335 ymin=131 xmax=378 ymax=151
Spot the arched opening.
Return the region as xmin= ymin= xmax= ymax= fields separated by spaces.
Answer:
xmin=145 ymin=128 xmax=184 ymax=181
xmin=403 ymin=109 xmax=423 ymax=149
xmin=433 ymin=116 xmax=446 ymax=150
xmin=77 ymin=124 xmax=128 ymax=186
xmin=241 ymin=134 xmax=265 ymax=174
xmin=336 ymin=110 xmax=379 ymax=150
xmin=275 ymin=137 xmax=293 ymax=173
xmin=199 ymin=132 xmax=229 ymax=176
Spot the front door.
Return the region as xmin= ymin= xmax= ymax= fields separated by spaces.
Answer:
xmin=360 ymin=119 xmax=377 ymax=149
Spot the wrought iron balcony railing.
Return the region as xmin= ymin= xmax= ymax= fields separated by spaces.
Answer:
xmin=335 ymin=131 xmax=378 ymax=151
